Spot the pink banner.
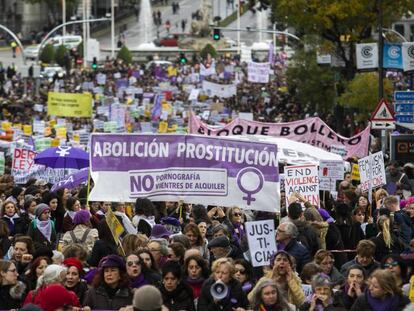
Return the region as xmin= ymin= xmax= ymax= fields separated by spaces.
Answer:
xmin=188 ymin=111 xmax=370 ymax=159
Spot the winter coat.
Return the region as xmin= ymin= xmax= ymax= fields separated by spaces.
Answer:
xmin=284 ymin=239 xmax=311 ymax=273
xmin=370 ymin=233 xmax=405 ymax=262
xmin=2 ymin=216 xmax=25 ymax=235
xmin=0 ymin=283 xmax=26 ymax=309
xmin=350 ymin=290 xmax=410 ymax=311
xmin=66 ymin=280 xmax=88 ymax=305
xmin=24 ymin=285 xmax=80 ymax=307
xmin=197 ymin=277 xmax=248 ymax=311
xmin=292 ymin=219 xmax=321 ymax=256
xmin=83 ymin=285 xmax=133 ymax=310
xmin=87 ymin=239 xmax=118 ymax=267
xmin=158 ymin=282 xmax=195 ymax=311
xmin=340 ymin=258 xmax=380 ymax=277
xmin=26 ymin=220 xmax=57 ymax=251
xmin=62 ymin=224 xmax=99 ymax=255
xmin=325 ymin=223 xmax=348 ymax=269
xmin=394 ymin=210 xmax=413 ymax=246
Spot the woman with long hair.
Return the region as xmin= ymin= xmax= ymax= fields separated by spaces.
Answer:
xmin=157 ymin=261 xmax=195 ymax=311
xmin=126 ymin=253 xmax=160 ymax=289
xmin=233 ymin=259 xmax=255 ymax=294
xmin=53 ymin=188 xmax=70 ymax=233
xmin=351 ymin=269 xmax=410 ymax=310
xmin=0 ymin=259 xmax=27 ymax=309
xmin=136 ymin=249 xmax=159 ymax=274
xmin=370 ymin=215 xmax=405 ymax=262
xmin=1 ymin=200 xmax=24 ymax=235
xmin=380 ymin=254 xmax=408 ymax=288
xmin=313 ymin=250 xmax=344 ymax=287
xmin=84 ymin=255 xmax=133 ymax=310
xmin=24 ymin=256 xmax=52 ymax=290
xmin=249 ymin=278 xmax=294 ymax=311
xmin=121 ymin=233 xmax=148 ymax=256
xmin=183 ymin=254 xmax=209 ymax=300
xmin=20 ymin=196 xmax=38 ymax=234
xmin=63 ymin=257 xmax=88 ymax=303
xmin=62 ymin=197 xmax=81 ymax=233
xmin=183 ymin=223 xmax=209 ymax=261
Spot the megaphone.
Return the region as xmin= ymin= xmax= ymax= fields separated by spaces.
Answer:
xmin=210 ymin=280 xmax=228 ymax=300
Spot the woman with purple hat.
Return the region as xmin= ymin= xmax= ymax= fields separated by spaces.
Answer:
xmin=27 ymin=203 xmax=57 ymax=251
xmin=83 ymin=255 xmax=133 ymax=310
xmin=61 ymin=210 xmax=98 ymax=255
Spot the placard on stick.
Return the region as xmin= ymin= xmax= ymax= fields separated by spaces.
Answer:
xmin=246 ymin=220 xmax=277 ymax=267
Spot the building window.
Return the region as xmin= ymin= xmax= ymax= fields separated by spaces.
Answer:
xmin=394 ymin=24 xmax=405 ymax=37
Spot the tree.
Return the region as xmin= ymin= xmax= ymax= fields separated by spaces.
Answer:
xmin=55 ymin=45 xmax=67 ymax=67
xmin=271 ymin=0 xmax=414 ymax=79
xmin=39 ymin=44 xmax=55 ymax=64
xmin=338 ymin=72 xmax=393 ymax=119
xmin=117 ymin=46 xmax=133 ymax=64
xmin=286 ymin=48 xmax=336 ymax=113
xmin=200 ymin=43 xmax=217 ymax=59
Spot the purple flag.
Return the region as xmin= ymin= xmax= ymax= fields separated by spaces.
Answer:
xmin=151 ymin=94 xmax=163 ymax=120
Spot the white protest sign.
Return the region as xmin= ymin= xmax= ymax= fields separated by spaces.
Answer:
xmin=245 ymin=220 xmax=277 ymax=267
xmin=318 ymin=160 xmax=344 ymax=180
xmin=284 ymin=164 xmax=320 ymax=207
xmin=202 ymin=80 xmax=237 ymax=98
xmin=0 ymin=152 xmax=5 ymax=175
xmin=358 ymin=151 xmax=386 ymax=193
xmin=247 ymin=62 xmax=270 ymax=83
xmin=188 ymin=89 xmax=200 ymax=101
xmin=319 ymin=178 xmax=336 ymax=191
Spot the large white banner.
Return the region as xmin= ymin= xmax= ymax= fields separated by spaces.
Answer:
xmin=402 ymin=42 xmax=414 ymax=72
xmin=248 ymin=62 xmax=270 ymax=83
xmin=356 ymin=43 xmax=378 ymax=70
xmin=246 ymin=220 xmax=277 ymax=267
xmin=90 ymin=134 xmax=280 ymax=212
xmin=202 ymin=80 xmax=237 ymax=98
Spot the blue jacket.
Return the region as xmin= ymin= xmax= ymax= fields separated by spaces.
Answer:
xmin=394 ymin=210 xmax=412 ymax=246
xmin=284 ymin=239 xmax=311 ymax=273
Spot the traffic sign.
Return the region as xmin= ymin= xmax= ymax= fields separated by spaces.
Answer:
xmin=396 ymin=115 xmax=414 ymax=123
xmin=395 ymin=103 xmax=414 ymax=113
xmin=394 ymin=91 xmax=414 ymax=101
xmin=371 ymin=98 xmax=394 ymax=121
xmin=371 ymin=121 xmax=396 ymax=130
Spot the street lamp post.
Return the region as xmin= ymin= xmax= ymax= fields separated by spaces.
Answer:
xmin=111 ymin=0 xmax=115 ymax=59
xmin=237 ymin=0 xmax=241 ymax=55
xmin=62 ymin=0 xmax=66 ymax=37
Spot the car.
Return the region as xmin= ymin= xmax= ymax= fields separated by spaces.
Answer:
xmin=40 ymin=65 xmax=66 ymax=79
xmin=145 ymin=60 xmax=173 ymax=70
xmin=24 ymin=45 xmax=40 ymax=60
xmin=49 ymin=35 xmax=82 ymax=49
xmin=154 ymin=34 xmax=179 ymax=47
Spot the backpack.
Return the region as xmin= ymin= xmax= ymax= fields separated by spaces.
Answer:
xmin=69 ymin=229 xmax=91 ymax=244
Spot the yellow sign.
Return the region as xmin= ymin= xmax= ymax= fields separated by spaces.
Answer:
xmin=1 ymin=122 xmax=11 ymax=131
xmin=158 ymin=121 xmax=168 ymax=133
xmin=23 ymin=125 xmax=32 ymax=136
xmin=56 ymin=127 xmax=67 ymax=139
xmin=351 ymin=164 xmax=360 ymax=181
xmin=51 ymin=139 xmax=60 ymax=147
xmin=47 ymin=92 xmax=92 ymax=118
xmin=105 ymin=208 xmax=124 ymax=244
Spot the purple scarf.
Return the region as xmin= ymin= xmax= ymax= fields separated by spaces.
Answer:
xmin=232 ymin=222 xmax=246 ymax=245
xmin=36 ymin=219 xmax=52 ymax=242
xmin=366 ymin=290 xmax=400 ymax=311
xmin=130 ymin=273 xmax=149 ymax=289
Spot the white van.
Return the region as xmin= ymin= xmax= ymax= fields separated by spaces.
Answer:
xmin=49 ymin=35 xmax=82 ymax=49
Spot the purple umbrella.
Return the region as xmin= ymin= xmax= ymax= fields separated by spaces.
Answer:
xmin=51 ymin=168 xmax=89 ymax=192
xmin=34 ymin=146 xmax=89 ymax=169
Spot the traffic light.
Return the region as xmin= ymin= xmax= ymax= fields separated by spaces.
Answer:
xmin=213 ymin=28 xmax=221 ymax=41
xmin=179 ymin=53 xmax=187 ymax=64
xmin=91 ymin=57 xmax=97 ymax=70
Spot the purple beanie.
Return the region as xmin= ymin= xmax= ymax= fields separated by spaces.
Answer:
xmin=73 ymin=210 xmax=91 ymax=225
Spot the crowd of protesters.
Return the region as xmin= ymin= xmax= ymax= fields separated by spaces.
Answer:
xmin=0 ymin=44 xmax=412 ymax=311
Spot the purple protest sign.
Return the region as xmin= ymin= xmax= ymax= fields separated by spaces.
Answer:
xmin=90 ymin=134 xmax=280 ymax=212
